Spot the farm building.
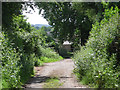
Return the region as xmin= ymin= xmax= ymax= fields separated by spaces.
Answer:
xmin=62 ymin=41 xmax=72 ymax=52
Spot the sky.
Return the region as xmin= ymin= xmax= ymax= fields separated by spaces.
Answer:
xmin=22 ymin=7 xmax=49 ymax=25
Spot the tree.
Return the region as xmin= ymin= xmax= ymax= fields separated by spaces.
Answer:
xmin=36 ymin=2 xmax=92 ymax=47
xmin=2 ymin=2 xmax=35 ymax=30
xmin=73 ymin=2 xmax=104 ymax=22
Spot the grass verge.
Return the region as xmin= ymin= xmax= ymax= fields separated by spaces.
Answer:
xmin=40 ymin=56 xmax=63 ymax=63
xmin=43 ymin=77 xmax=63 ymax=88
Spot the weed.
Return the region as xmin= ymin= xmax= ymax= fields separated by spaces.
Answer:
xmin=43 ymin=77 xmax=63 ymax=88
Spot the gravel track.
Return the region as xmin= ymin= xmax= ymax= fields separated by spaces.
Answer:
xmin=24 ymin=59 xmax=86 ymax=88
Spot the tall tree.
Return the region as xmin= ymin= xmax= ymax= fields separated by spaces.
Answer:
xmin=36 ymin=2 xmax=92 ymax=47
xmin=2 ymin=2 xmax=35 ymax=30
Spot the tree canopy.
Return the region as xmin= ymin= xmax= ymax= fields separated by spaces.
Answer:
xmin=36 ymin=2 xmax=93 ymax=47
xmin=2 ymin=2 xmax=35 ymax=30
xmin=36 ymin=2 xmax=120 ymax=47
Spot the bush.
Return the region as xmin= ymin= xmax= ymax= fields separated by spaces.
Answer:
xmin=1 ymin=15 xmax=63 ymax=88
xmin=58 ymin=47 xmax=68 ymax=57
xmin=34 ymin=45 xmax=63 ymax=65
xmin=74 ymin=6 xmax=120 ymax=88
xmin=1 ymin=16 xmax=39 ymax=88
xmin=0 ymin=28 xmax=3 ymax=89
xmin=19 ymin=53 xmax=34 ymax=84
xmin=34 ymin=57 xmax=44 ymax=66
xmin=41 ymin=46 xmax=60 ymax=59
xmin=1 ymin=32 xmax=21 ymax=88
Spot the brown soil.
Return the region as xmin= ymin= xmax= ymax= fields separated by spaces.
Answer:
xmin=24 ymin=59 xmax=87 ymax=88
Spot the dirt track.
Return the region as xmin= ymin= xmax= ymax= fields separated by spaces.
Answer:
xmin=24 ymin=59 xmax=86 ymax=88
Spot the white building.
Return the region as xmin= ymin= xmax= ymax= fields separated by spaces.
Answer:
xmin=62 ymin=41 xmax=72 ymax=52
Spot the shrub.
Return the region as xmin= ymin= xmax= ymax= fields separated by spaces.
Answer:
xmin=1 ymin=15 xmax=63 ymax=88
xmin=1 ymin=32 xmax=21 ymax=88
xmin=58 ymin=47 xmax=68 ymax=57
xmin=74 ymin=6 xmax=120 ymax=88
xmin=1 ymin=16 xmax=37 ymax=88
xmin=0 ymin=31 xmax=3 ymax=89
xmin=19 ymin=53 xmax=34 ymax=84
xmin=34 ymin=45 xmax=63 ymax=65
xmin=34 ymin=56 xmax=44 ymax=66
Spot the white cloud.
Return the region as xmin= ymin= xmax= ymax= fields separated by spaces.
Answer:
xmin=22 ymin=7 xmax=49 ymax=25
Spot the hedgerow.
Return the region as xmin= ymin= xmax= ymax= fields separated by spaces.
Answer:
xmin=1 ymin=15 xmax=62 ymax=88
xmin=1 ymin=32 xmax=21 ymax=88
xmin=74 ymin=6 xmax=120 ymax=88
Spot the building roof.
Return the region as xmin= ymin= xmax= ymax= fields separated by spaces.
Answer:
xmin=63 ymin=41 xmax=72 ymax=45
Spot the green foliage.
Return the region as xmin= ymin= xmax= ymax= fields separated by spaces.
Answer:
xmin=58 ymin=47 xmax=73 ymax=58
xmin=40 ymin=46 xmax=60 ymax=59
xmin=2 ymin=2 xmax=23 ymax=29
xmin=36 ymin=2 xmax=92 ymax=46
xmin=34 ymin=57 xmax=44 ymax=66
xmin=1 ymin=14 xmax=63 ymax=88
xmin=40 ymin=56 xmax=62 ymax=63
xmin=2 ymin=2 xmax=35 ymax=29
xmin=1 ymin=32 xmax=21 ymax=88
xmin=35 ymin=45 xmax=63 ymax=64
xmin=58 ymin=48 xmax=68 ymax=57
xmin=74 ymin=6 xmax=120 ymax=88
xmin=34 ymin=45 xmax=63 ymax=66
xmin=19 ymin=53 xmax=34 ymax=84
xmin=43 ymin=77 xmax=63 ymax=88
xmin=0 ymin=30 xmax=2 ymax=89
xmin=73 ymin=2 xmax=103 ymax=23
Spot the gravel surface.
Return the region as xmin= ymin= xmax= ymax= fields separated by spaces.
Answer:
xmin=24 ymin=59 xmax=87 ymax=88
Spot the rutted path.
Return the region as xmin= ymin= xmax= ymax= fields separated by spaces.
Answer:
xmin=24 ymin=59 xmax=86 ymax=88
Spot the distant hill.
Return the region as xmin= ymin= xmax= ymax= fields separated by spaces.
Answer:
xmin=31 ymin=24 xmax=53 ymax=36
xmin=31 ymin=24 xmax=51 ymax=29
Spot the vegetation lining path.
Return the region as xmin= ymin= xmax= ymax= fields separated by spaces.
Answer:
xmin=24 ymin=59 xmax=86 ymax=88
